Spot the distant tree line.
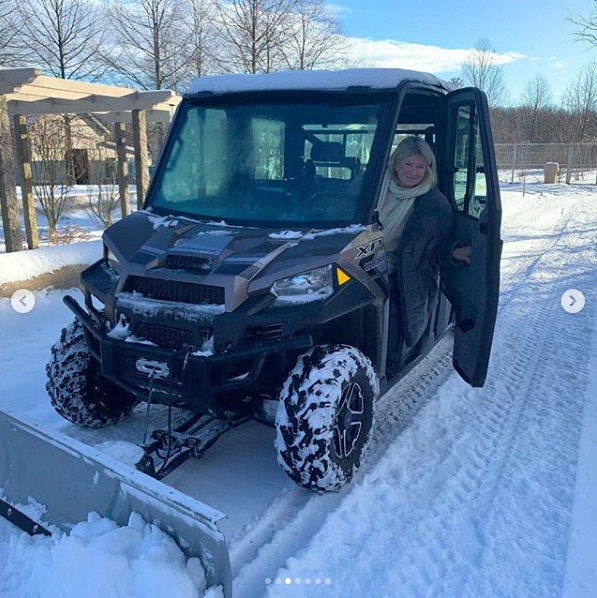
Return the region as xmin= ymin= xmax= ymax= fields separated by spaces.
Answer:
xmin=453 ymin=36 xmax=597 ymax=144
xmin=487 ymin=62 xmax=597 ymax=144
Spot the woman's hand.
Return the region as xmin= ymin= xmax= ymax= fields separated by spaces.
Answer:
xmin=452 ymin=245 xmax=472 ymax=264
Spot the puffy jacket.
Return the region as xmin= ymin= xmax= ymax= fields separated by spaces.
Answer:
xmin=392 ymin=187 xmax=463 ymax=347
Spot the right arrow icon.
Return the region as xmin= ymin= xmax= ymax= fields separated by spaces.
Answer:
xmin=561 ymin=289 xmax=585 ymax=314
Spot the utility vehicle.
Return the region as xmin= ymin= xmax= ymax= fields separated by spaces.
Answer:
xmin=46 ymin=67 xmax=502 ymax=492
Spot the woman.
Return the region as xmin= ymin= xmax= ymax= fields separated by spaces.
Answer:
xmin=378 ymin=136 xmax=470 ymax=349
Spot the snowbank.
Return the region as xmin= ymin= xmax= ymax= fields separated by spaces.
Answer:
xmin=0 ymin=240 xmax=102 ymax=287
xmin=0 ymin=512 xmax=223 ymax=598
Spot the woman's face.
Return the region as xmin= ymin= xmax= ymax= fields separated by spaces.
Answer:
xmin=395 ymin=153 xmax=427 ymax=188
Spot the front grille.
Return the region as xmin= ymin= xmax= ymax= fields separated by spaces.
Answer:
xmin=242 ymin=323 xmax=285 ymax=345
xmin=124 ymin=275 xmax=225 ymax=305
xmin=134 ymin=324 xmax=194 ymax=349
xmin=166 ymin=254 xmax=213 ymax=272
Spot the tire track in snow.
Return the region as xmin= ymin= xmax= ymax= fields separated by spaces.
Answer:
xmin=456 ymin=210 xmax=596 ymax=596
xmin=368 ymin=204 xmax=595 ymax=597
xmin=498 ymin=207 xmax=571 ymax=309
xmin=388 ymin=282 xmax=564 ymax=596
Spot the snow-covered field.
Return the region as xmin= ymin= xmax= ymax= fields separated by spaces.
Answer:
xmin=0 ymin=180 xmax=596 ymax=597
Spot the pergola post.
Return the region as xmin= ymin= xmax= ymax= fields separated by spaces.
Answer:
xmin=132 ymin=109 xmax=149 ymax=209
xmin=0 ymin=94 xmax=23 ymax=252
xmin=115 ymin=121 xmax=130 ymax=217
xmin=14 ymin=115 xmax=39 ymax=249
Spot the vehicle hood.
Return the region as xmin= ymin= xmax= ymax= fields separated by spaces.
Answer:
xmin=103 ymin=210 xmax=369 ymax=287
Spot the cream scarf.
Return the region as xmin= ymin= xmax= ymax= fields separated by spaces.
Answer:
xmin=379 ymin=174 xmax=432 ymax=238
xmin=378 ymin=170 xmax=433 ymax=273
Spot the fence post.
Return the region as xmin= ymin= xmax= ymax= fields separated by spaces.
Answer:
xmin=566 ymin=144 xmax=574 ymax=184
xmin=511 ymin=143 xmax=517 ymax=184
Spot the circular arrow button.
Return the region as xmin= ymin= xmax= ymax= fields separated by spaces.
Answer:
xmin=10 ymin=289 xmax=36 ymax=314
xmin=561 ymin=289 xmax=585 ymax=314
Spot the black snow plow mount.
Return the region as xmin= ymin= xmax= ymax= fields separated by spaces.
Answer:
xmin=140 ymin=411 xmax=250 ymax=480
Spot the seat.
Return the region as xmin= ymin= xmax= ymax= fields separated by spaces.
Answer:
xmin=309 ymin=140 xmax=361 ymax=180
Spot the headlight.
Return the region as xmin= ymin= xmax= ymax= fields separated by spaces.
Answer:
xmin=272 ymin=265 xmax=334 ymax=300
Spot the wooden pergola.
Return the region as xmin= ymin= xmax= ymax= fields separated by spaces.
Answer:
xmin=0 ymin=68 xmax=181 ymax=252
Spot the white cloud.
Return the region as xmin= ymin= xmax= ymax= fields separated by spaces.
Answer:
xmin=549 ymin=56 xmax=567 ymax=68
xmin=346 ymin=38 xmax=526 ymax=74
xmin=326 ymin=3 xmax=355 ymax=17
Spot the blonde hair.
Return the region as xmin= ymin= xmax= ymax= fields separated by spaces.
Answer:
xmin=389 ymin=136 xmax=437 ymax=188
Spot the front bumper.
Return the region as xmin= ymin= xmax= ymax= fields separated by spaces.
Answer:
xmin=63 ymin=295 xmax=313 ymax=416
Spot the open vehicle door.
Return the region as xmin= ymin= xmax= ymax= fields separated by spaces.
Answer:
xmin=441 ymin=88 xmax=502 ymax=387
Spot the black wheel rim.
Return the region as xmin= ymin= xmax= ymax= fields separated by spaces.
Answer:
xmin=333 ymin=382 xmax=364 ymax=459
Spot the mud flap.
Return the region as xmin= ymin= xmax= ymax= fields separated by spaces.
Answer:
xmin=0 ymin=407 xmax=232 ymax=596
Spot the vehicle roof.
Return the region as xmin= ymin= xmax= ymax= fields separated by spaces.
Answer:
xmin=185 ymin=68 xmax=453 ymax=97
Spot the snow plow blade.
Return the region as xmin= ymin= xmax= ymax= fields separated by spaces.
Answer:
xmin=0 ymin=407 xmax=232 ymax=596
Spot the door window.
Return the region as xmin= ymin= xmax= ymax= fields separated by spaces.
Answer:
xmin=452 ymin=104 xmax=487 ymax=219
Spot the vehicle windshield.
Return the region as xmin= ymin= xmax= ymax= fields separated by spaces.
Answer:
xmin=148 ymin=94 xmax=389 ymax=228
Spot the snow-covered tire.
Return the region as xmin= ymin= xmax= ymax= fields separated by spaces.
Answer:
xmin=46 ymin=319 xmax=138 ymax=428
xmin=275 ymin=344 xmax=378 ymax=492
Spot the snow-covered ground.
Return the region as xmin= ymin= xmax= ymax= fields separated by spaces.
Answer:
xmin=0 ymin=180 xmax=596 ymax=597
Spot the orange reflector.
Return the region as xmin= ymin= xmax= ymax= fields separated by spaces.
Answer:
xmin=336 ymin=268 xmax=351 ymax=286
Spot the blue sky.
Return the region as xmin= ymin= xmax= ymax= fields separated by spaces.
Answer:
xmin=329 ymin=0 xmax=596 ymax=104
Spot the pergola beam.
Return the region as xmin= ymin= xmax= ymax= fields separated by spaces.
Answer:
xmin=92 ymin=109 xmax=174 ymax=124
xmin=7 ymin=90 xmax=179 ymax=117
xmin=0 ymin=68 xmax=41 ymax=94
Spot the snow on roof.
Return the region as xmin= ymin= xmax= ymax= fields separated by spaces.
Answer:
xmin=186 ymin=68 xmax=452 ymax=96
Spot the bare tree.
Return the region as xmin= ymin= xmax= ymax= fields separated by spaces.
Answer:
xmin=461 ymin=37 xmax=508 ymax=107
xmin=279 ymin=0 xmax=348 ymax=70
xmin=562 ymin=61 xmax=597 ymax=142
xmin=13 ymin=0 xmax=108 ymax=80
xmin=568 ymin=2 xmax=597 ymax=49
xmin=213 ymin=0 xmax=300 ymax=74
xmin=102 ymin=0 xmax=189 ymax=91
xmin=84 ymin=151 xmax=120 ymax=228
xmin=178 ymin=0 xmax=220 ymax=86
xmin=0 ymin=0 xmax=23 ymax=66
xmin=28 ymin=116 xmax=72 ymax=239
xmin=520 ymin=75 xmax=554 ymax=142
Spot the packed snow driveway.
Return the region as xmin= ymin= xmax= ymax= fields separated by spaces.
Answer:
xmin=0 ymin=184 xmax=596 ymax=597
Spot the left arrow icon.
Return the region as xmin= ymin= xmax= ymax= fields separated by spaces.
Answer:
xmin=11 ymin=289 xmax=36 ymax=314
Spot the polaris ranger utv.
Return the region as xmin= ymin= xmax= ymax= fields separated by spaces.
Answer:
xmin=46 ymin=68 xmax=502 ymax=493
